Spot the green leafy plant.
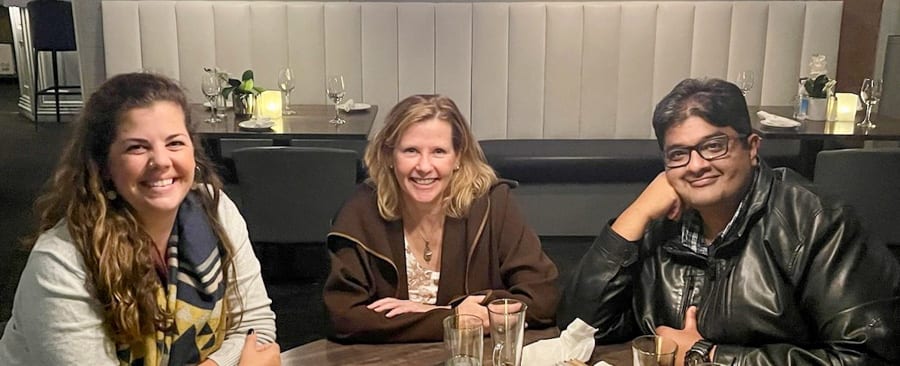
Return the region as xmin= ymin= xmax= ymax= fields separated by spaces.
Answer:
xmin=221 ymin=70 xmax=265 ymax=98
xmin=803 ymin=74 xmax=831 ymax=99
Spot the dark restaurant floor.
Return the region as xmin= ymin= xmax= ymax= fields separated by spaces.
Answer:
xmin=0 ymin=81 xmax=595 ymax=350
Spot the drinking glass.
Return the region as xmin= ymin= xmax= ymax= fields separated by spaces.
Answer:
xmin=737 ymin=70 xmax=754 ymax=96
xmin=443 ymin=314 xmax=483 ymax=366
xmin=487 ymin=299 xmax=527 ymax=366
xmin=326 ymin=74 xmax=347 ymax=125
xmin=277 ymin=68 xmax=296 ymax=115
xmin=858 ymin=78 xmax=882 ymax=129
xmin=632 ymin=335 xmax=677 ymax=366
xmin=201 ymin=72 xmax=222 ymax=123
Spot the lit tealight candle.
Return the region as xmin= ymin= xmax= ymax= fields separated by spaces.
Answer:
xmin=834 ymin=93 xmax=858 ymax=122
xmin=257 ymin=90 xmax=282 ymax=119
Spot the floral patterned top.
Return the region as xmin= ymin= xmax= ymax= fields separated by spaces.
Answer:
xmin=404 ymin=236 xmax=440 ymax=304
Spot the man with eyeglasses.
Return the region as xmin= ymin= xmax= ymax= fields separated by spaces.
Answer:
xmin=558 ymin=78 xmax=899 ymax=365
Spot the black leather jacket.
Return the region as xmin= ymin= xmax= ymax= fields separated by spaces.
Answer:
xmin=559 ymin=164 xmax=900 ymax=365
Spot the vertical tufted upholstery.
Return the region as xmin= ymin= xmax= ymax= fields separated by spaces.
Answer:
xmin=102 ymin=1 xmax=842 ymax=139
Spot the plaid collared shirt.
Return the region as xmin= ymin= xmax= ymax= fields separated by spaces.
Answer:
xmin=679 ymin=176 xmax=755 ymax=256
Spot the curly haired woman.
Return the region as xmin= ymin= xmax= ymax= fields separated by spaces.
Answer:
xmin=0 ymin=73 xmax=279 ymax=365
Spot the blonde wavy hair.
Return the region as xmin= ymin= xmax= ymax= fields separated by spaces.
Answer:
xmin=364 ymin=94 xmax=498 ymax=220
xmin=28 ymin=73 xmax=240 ymax=347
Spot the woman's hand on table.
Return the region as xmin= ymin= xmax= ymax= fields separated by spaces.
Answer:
xmin=238 ymin=330 xmax=281 ymax=366
xmin=454 ymin=295 xmax=489 ymax=330
xmin=367 ymin=297 xmax=451 ymax=318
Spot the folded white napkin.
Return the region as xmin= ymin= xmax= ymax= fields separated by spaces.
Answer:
xmin=240 ymin=117 xmax=273 ymax=129
xmin=337 ymin=98 xmax=355 ymax=112
xmin=522 ymin=318 xmax=598 ymax=366
xmin=757 ymin=110 xmax=801 ymax=128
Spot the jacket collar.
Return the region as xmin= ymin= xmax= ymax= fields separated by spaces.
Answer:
xmin=664 ymin=161 xmax=776 ymax=259
xmin=729 ymin=161 xmax=775 ymax=242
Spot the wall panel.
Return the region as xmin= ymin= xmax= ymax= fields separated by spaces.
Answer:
xmin=581 ymin=3 xmax=621 ymax=138
xmin=214 ymin=3 xmax=253 ymax=84
xmin=507 ymin=3 xmax=545 ymax=139
xmin=139 ymin=2 xmax=179 ymax=79
xmin=102 ymin=2 xmax=142 ymax=78
xmin=435 ymin=3 xmax=473 ymax=123
xmin=653 ymin=3 xmax=694 ymax=104
xmin=176 ymin=2 xmax=216 ymax=103
xmin=761 ymin=2 xmax=805 ymax=106
xmin=691 ymin=2 xmax=732 ymax=80
xmin=325 ymin=3 xmax=362 ymax=102
xmin=103 ymin=0 xmax=844 ymax=140
xmin=616 ymin=3 xmax=656 ymax=138
xmin=471 ymin=3 xmax=509 ymax=139
xmin=727 ymin=2 xmax=768 ymax=106
xmin=361 ymin=3 xmax=399 ymax=134
xmin=544 ymin=4 xmax=583 ymax=138
xmin=398 ymin=4 xmax=436 ymax=97
xmin=287 ymin=3 xmax=327 ymax=104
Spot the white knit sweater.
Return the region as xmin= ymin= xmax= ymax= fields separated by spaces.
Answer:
xmin=0 ymin=191 xmax=277 ymax=365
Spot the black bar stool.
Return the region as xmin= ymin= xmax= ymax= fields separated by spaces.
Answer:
xmin=27 ymin=0 xmax=81 ymax=124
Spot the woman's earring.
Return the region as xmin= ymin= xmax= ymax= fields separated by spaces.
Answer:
xmin=105 ymin=190 xmax=118 ymax=200
xmin=454 ymin=165 xmax=460 ymax=171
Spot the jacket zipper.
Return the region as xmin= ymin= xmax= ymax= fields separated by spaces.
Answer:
xmin=680 ymin=267 xmax=695 ymax=322
xmin=464 ymin=197 xmax=491 ymax=294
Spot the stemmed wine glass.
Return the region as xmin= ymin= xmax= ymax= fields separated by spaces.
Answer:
xmin=201 ymin=71 xmax=222 ymax=123
xmin=737 ymin=70 xmax=755 ymax=96
xmin=278 ymin=68 xmax=296 ymax=115
xmin=858 ymin=78 xmax=882 ymax=129
xmin=326 ymin=75 xmax=346 ymax=125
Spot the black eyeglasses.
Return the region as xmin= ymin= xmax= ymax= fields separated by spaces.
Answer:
xmin=663 ymin=134 xmax=744 ymax=168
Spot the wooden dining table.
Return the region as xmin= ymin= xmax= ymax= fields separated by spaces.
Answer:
xmin=750 ymin=106 xmax=900 ymax=177
xmin=280 ymin=328 xmax=634 ymax=366
xmin=189 ymin=103 xmax=378 ymax=143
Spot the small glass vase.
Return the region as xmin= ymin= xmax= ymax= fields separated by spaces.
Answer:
xmin=806 ymin=97 xmax=828 ymax=121
xmin=232 ymin=93 xmax=256 ymax=121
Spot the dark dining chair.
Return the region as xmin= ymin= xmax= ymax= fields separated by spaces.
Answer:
xmin=217 ymin=138 xmax=273 ymax=185
xmin=289 ymin=139 xmax=369 ymax=182
xmin=814 ymin=147 xmax=900 ymax=258
xmin=27 ymin=0 xmax=81 ymax=125
xmin=232 ymin=146 xmax=359 ymax=281
xmin=220 ymin=138 xmax=274 ymax=160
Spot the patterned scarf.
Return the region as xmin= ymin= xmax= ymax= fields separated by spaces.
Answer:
xmin=116 ymin=192 xmax=227 ymax=365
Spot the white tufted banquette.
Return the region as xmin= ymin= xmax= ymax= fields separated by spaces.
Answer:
xmin=101 ymin=1 xmax=842 ymax=139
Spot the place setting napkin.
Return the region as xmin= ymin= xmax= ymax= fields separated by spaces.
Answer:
xmin=756 ymin=110 xmax=801 ymax=129
xmin=337 ymin=98 xmax=356 ymax=112
xmin=521 ymin=318 xmax=613 ymax=366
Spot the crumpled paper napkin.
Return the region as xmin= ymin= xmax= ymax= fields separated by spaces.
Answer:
xmin=521 ymin=318 xmax=598 ymax=366
xmin=337 ymin=98 xmax=355 ymax=112
xmin=757 ymin=110 xmax=801 ymax=128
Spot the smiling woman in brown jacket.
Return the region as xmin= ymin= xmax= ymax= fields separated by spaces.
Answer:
xmin=323 ymin=95 xmax=559 ymax=343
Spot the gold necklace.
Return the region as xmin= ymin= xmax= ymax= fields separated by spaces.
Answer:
xmin=417 ymin=229 xmax=434 ymax=263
